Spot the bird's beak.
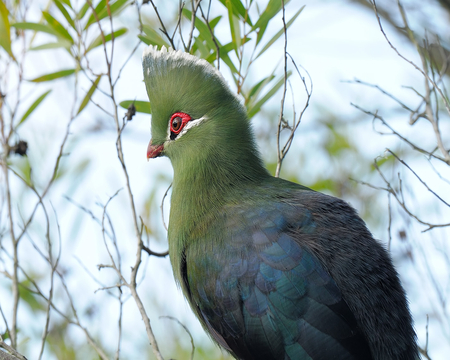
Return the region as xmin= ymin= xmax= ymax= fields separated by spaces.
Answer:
xmin=147 ymin=140 xmax=164 ymax=160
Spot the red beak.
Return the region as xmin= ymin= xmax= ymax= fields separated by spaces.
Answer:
xmin=147 ymin=140 xmax=164 ymax=159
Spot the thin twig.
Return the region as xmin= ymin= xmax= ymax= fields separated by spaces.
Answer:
xmin=275 ymin=0 xmax=288 ymax=178
xmin=0 ymin=334 xmax=27 ymax=360
xmin=160 ymin=183 xmax=172 ymax=231
xmin=387 ymin=149 xmax=450 ymax=207
xmin=372 ymin=0 xmax=450 ymax=132
xmin=160 ymin=316 xmax=195 ymax=360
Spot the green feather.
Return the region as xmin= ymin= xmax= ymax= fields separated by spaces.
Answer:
xmin=143 ymin=46 xmax=269 ymax=285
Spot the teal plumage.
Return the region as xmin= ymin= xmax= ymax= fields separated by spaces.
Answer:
xmin=143 ymin=46 xmax=417 ymax=360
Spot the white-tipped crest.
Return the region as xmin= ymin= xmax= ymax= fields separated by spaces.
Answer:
xmin=142 ymin=45 xmax=241 ymax=103
xmin=143 ymin=45 xmax=222 ymax=79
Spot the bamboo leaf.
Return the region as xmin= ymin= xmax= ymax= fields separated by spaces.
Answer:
xmin=226 ymin=0 xmax=240 ymax=53
xmin=183 ymin=9 xmax=239 ymax=74
xmin=218 ymin=0 xmax=252 ymax=26
xmin=29 ymin=69 xmax=76 ymax=82
xmin=0 ymin=1 xmax=14 ymax=59
xmin=77 ymin=2 xmax=90 ymax=20
xmin=84 ymin=0 xmax=105 ymax=26
xmin=77 ymin=75 xmax=101 ymax=114
xmin=18 ymin=90 xmax=52 ymax=127
xmin=119 ymin=100 xmax=151 ymax=114
xmin=85 ymin=0 xmax=129 ymax=29
xmin=86 ymin=27 xmax=127 ymax=52
xmin=194 ymin=37 xmax=211 ymax=59
xmin=20 ymin=280 xmax=45 ymax=312
xmin=139 ymin=25 xmax=169 ymax=47
xmin=209 ymin=15 xmax=222 ymax=30
xmin=183 ymin=8 xmax=218 ymax=50
xmin=59 ymin=0 xmax=73 ymax=9
xmin=42 ymin=11 xmax=73 ymax=43
xmin=219 ymin=51 xmax=239 ymax=74
xmin=12 ymin=22 xmax=58 ymax=36
xmin=248 ymin=74 xmax=275 ymax=101
xmin=30 ymin=39 xmax=72 ymax=51
xmin=252 ymin=0 xmax=291 ymax=44
xmin=255 ymin=6 xmax=304 ymax=60
xmin=247 ymin=71 xmax=291 ymax=118
xmin=54 ymin=0 xmax=76 ymax=29
xmin=205 ymin=38 xmax=250 ymax=63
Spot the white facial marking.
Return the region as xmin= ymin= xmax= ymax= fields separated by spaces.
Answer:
xmin=166 ymin=116 xmax=207 ymax=141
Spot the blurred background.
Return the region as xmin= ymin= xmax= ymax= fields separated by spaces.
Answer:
xmin=0 ymin=0 xmax=449 ymax=359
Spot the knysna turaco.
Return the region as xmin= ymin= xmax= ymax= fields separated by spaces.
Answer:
xmin=143 ymin=46 xmax=418 ymax=360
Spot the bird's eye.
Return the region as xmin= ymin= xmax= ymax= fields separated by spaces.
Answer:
xmin=169 ymin=112 xmax=192 ymax=136
xmin=171 ymin=116 xmax=182 ymax=132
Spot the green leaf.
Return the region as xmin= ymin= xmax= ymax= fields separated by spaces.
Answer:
xmin=59 ymin=0 xmax=73 ymax=9
xmin=252 ymin=0 xmax=291 ymax=44
xmin=205 ymin=38 xmax=250 ymax=63
xmin=84 ymin=0 xmax=105 ymax=27
xmin=86 ymin=27 xmax=127 ymax=52
xmin=139 ymin=25 xmax=169 ymax=47
xmin=10 ymin=156 xmax=32 ymax=186
xmin=247 ymin=71 xmax=291 ymax=118
xmin=30 ymin=39 xmax=72 ymax=51
xmin=219 ymin=49 xmax=238 ymax=74
xmin=247 ymin=74 xmax=275 ymax=101
xmin=226 ymin=0 xmax=241 ymax=53
xmin=205 ymin=41 xmax=234 ymax=63
xmin=29 ymin=69 xmax=76 ymax=82
xmin=54 ymin=0 xmax=76 ymax=29
xmin=84 ymin=0 xmax=129 ymax=29
xmin=12 ymin=22 xmax=58 ymax=36
xmin=18 ymin=90 xmax=52 ymax=127
xmin=119 ymin=100 xmax=151 ymax=114
xmin=183 ymin=8 xmax=218 ymax=50
xmin=209 ymin=15 xmax=222 ymax=31
xmin=255 ymin=6 xmax=304 ymax=60
xmin=194 ymin=37 xmax=211 ymax=59
xmin=77 ymin=2 xmax=90 ymax=20
xmin=183 ymin=9 xmax=239 ymax=73
xmin=77 ymin=75 xmax=101 ymax=114
xmin=42 ymin=11 xmax=73 ymax=43
xmin=218 ymin=0 xmax=252 ymax=26
xmin=0 ymin=1 xmax=14 ymax=59
xmin=20 ymin=281 xmax=45 ymax=312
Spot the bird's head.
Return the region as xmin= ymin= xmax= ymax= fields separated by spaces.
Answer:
xmin=142 ymin=46 xmax=251 ymax=164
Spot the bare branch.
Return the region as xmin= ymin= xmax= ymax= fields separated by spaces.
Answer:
xmin=160 ymin=183 xmax=172 ymax=231
xmin=160 ymin=316 xmax=195 ymax=360
xmin=387 ymin=150 xmax=450 ymax=207
xmin=351 ymin=103 xmax=449 ymax=165
xmin=275 ymin=0 xmax=288 ymax=178
xmin=372 ymin=0 xmax=450 ymax=131
xmin=0 ymin=335 xmax=27 ymax=360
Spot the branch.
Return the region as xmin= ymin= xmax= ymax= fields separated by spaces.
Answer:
xmin=275 ymin=0 xmax=288 ymax=178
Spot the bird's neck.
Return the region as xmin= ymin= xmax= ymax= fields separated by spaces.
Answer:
xmin=170 ymin=139 xmax=269 ymax=224
xmin=167 ymin=120 xmax=269 ymax=279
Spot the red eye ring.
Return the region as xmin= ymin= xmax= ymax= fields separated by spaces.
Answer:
xmin=170 ymin=112 xmax=192 ymax=134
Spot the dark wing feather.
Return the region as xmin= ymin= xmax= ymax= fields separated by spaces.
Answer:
xmin=185 ymin=200 xmax=372 ymax=360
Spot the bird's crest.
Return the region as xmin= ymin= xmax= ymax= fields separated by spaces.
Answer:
xmin=142 ymin=46 xmax=228 ymax=91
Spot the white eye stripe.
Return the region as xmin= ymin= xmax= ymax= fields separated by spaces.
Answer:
xmin=166 ymin=116 xmax=207 ymax=141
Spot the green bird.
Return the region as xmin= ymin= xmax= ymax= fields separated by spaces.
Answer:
xmin=143 ymin=46 xmax=417 ymax=360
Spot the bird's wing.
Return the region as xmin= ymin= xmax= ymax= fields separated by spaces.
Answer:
xmin=185 ymin=199 xmax=373 ymax=360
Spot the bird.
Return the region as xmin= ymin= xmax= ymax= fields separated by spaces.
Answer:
xmin=142 ymin=45 xmax=418 ymax=360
